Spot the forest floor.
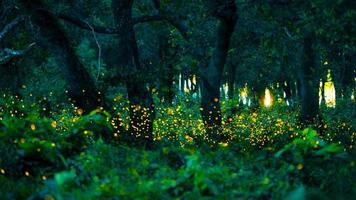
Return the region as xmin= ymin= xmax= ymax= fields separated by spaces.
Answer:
xmin=0 ymin=96 xmax=355 ymax=199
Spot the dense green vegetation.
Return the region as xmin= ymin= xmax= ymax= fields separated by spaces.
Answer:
xmin=1 ymin=95 xmax=355 ymax=199
xmin=1 ymin=0 xmax=355 ymax=199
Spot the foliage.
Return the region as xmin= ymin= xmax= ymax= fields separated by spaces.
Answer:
xmin=0 ymin=0 xmax=355 ymax=199
xmin=1 ymin=96 xmax=355 ymax=199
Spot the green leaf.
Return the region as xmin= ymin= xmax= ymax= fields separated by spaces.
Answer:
xmin=315 ymin=143 xmax=343 ymax=156
xmin=54 ymin=170 xmax=76 ymax=187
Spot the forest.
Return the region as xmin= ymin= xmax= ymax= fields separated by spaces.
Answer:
xmin=0 ymin=0 xmax=355 ymax=199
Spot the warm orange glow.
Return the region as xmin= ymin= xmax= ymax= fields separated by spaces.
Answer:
xmin=76 ymin=108 xmax=84 ymax=115
xmin=25 ymin=171 xmax=30 ymax=176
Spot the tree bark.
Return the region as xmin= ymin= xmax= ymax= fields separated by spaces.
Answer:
xmin=340 ymin=52 xmax=355 ymax=99
xmin=157 ymin=29 xmax=175 ymax=104
xmin=320 ymin=79 xmax=325 ymax=107
xmin=298 ymin=31 xmax=320 ymax=125
xmin=112 ymin=0 xmax=154 ymax=148
xmin=200 ymin=0 xmax=237 ymax=141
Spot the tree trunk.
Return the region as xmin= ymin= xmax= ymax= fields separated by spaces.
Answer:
xmin=200 ymin=0 xmax=237 ymax=141
xmin=24 ymin=0 xmax=102 ymax=113
xmin=112 ymin=0 xmax=154 ymax=148
xmin=340 ymin=52 xmax=355 ymax=99
xmin=320 ymin=79 xmax=325 ymax=107
xmin=161 ymin=64 xmax=174 ymax=104
xmin=251 ymin=85 xmax=265 ymax=109
xmin=158 ymin=29 xmax=175 ymax=105
xmin=298 ymin=32 xmax=320 ymax=126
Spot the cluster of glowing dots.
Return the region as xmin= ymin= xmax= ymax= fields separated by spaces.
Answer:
xmin=0 ymin=85 xmax=354 ymax=152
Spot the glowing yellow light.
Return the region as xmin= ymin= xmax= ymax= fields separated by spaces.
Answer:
xmin=264 ymin=88 xmax=273 ymax=107
xmin=0 ymin=169 xmax=5 ymax=174
xmin=220 ymin=142 xmax=229 ymax=147
xmin=223 ymin=83 xmax=229 ymax=97
xmin=324 ymin=81 xmax=336 ymax=108
xmin=185 ymin=135 xmax=193 ymax=142
xmin=51 ymin=121 xmax=57 ymax=128
xmin=297 ymin=163 xmax=304 ymax=170
xmin=240 ymin=87 xmax=248 ymax=98
xmin=25 ymin=171 xmax=30 ymax=176
xmin=30 ymin=124 xmax=36 ymax=131
xmin=76 ymin=108 xmax=84 ymax=115
xmin=167 ymin=108 xmax=174 ymax=115
xmin=351 ymin=90 xmax=355 ymax=101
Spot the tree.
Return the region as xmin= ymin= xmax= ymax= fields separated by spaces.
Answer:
xmin=298 ymin=30 xmax=320 ymax=125
xmin=41 ymin=0 xmax=188 ymax=146
xmin=199 ymin=0 xmax=237 ymax=141
xmin=156 ymin=27 xmax=176 ymax=105
xmin=21 ymin=0 xmax=103 ymax=113
xmin=111 ymin=0 xmax=155 ymax=147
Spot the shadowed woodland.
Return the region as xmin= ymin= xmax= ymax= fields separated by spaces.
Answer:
xmin=0 ymin=0 xmax=355 ymax=199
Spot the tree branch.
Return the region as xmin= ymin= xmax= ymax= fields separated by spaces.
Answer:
xmin=43 ymin=7 xmax=188 ymax=39
xmin=162 ymin=15 xmax=189 ymax=39
xmin=56 ymin=12 xmax=118 ymax=34
xmin=283 ymin=27 xmax=297 ymax=41
xmin=0 ymin=5 xmax=16 ymax=21
xmin=85 ymin=21 xmax=102 ymax=83
xmin=0 ymin=43 xmax=35 ymax=65
xmin=133 ymin=14 xmax=164 ymax=24
xmin=0 ymin=16 xmax=26 ymax=41
xmin=267 ymin=0 xmax=291 ymax=6
xmin=47 ymin=9 xmax=164 ymax=34
xmin=150 ymin=0 xmax=189 ymax=39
